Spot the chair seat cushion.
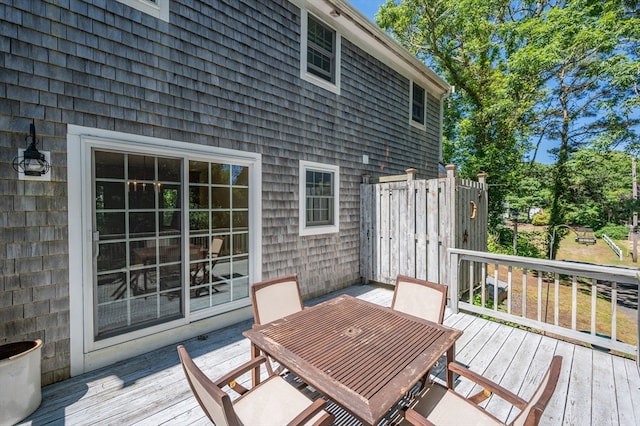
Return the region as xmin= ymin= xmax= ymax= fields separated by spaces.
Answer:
xmin=234 ymin=375 xmax=326 ymax=425
xmin=403 ymin=383 xmax=503 ymax=426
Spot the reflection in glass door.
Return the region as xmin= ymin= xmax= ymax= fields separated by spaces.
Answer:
xmin=93 ymin=150 xmax=183 ymax=340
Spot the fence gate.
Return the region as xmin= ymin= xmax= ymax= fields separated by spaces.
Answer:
xmin=360 ymin=166 xmax=487 ymax=291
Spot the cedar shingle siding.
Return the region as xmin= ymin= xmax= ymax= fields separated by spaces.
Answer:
xmin=1 ymin=0 xmax=445 ymax=384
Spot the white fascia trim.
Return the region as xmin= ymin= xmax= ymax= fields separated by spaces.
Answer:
xmin=299 ymin=160 xmax=340 ymax=236
xmin=67 ymin=125 xmax=262 ymax=164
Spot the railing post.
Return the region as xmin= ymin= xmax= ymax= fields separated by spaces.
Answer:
xmin=445 ymin=164 xmax=457 ymax=288
xmin=477 ymin=172 xmax=487 ymax=185
xmin=448 ymin=250 xmax=459 ymax=314
xmin=405 ymin=167 xmax=416 ymax=181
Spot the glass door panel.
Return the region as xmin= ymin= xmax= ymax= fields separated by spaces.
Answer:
xmin=93 ymin=150 xmax=183 ymax=340
xmin=189 ymin=161 xmax=250 ymax=313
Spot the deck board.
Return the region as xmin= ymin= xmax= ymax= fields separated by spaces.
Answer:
xmin=18 ymin=284 xmax=638 ymax=426
xmin=621 ymin=356 xmax=640 ymax=424
xmin=489 ymin=330 xmax=542 ymax=422
xmin=593 ymin=349 xmax=623 ymax=426
xmin=564 ymin=344 xmax=594 ymax=426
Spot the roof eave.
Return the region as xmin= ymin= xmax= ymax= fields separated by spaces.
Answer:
xmin=292 ymin=0 xmax=451 ymax=98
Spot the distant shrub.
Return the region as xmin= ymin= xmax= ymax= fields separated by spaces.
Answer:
xmin=531 ymin=211 xmax=550 ymax=226
xmin=595 ymin=223 xmax=629 ymax=240
xmin=488 ymin=227 xmax=544 ymax=258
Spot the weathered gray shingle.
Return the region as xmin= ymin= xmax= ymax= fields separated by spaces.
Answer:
xmin=1 ymin=0 xmax=446 ymax=385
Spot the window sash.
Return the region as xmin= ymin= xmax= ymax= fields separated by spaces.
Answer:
xmin=412 ymin=83 xmax=426 ymax=125
xmin=305 ymin=170 xmax=334 ymax=226
xmin=307 ymin=16 xmax=335 ymax=83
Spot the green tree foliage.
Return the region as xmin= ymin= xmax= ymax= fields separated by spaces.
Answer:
xmin=514 ymin=147 xmax=634 ymax=257
xmin=531 ymin=210 xmax=550 ymax=225
xmin=509 ymin=0 xmax=639 ymax=257
xmin=510 ymin=149 xmax=635 ymax=230
xmin=377 ymin=0 xmax=536 ymax=229
xmin=517 ymin=148 xmax=634 ymax=229
xmin=506 ymin=162 xmax=552 ymax=220
xmin=488 ymin=228 xmax=544 ymax=258
xmin=377 ymin=0 xmax=639 ymax=240
xmin=564 ymin=149 xmax=633 ymax=228
xmin=595 ymin=223 xmax=630 ymax=239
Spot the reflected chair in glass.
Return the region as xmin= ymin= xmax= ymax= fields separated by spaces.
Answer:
xmin=177 ymin=345 xmax=333 ymax=426
xmin=111 ymin=264 xmax=145 ymax=300
xmin=190 ymin=236 xmax=225 ymax=296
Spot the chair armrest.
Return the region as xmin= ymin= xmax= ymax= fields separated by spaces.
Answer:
xmin=404 ymin=408 xmax=437 ymax=426
xmin=215 ymin=355 xmax=269 ymax=394
xmin=287 ymin=399 xmax=333 ymax=426
xmin=448 ymin=362 xmax=527 ymax=409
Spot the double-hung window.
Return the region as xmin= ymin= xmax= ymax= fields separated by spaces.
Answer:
xmin=307 ymin=16 xmax=335 ymax=82
xmin=411 ymin=82 xmax=426 ymax=127
xmin=299 ymin=161 xmax=340 ymax=235
xmin=301 ymin=10 xmax=341 ymax=94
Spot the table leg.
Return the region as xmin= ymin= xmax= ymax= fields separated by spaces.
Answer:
xmin=250 ymin=343 xmax=261 ymax=387
xmin=446 ymin=343 xmax=456 ymax=389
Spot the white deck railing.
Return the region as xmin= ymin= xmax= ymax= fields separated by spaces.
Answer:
xmin=602 ymin=234 xmax=623 ymax=260
xmin=448 ymin=248 xmax=639 ymax=364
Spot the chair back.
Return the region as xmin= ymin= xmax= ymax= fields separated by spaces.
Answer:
xmin=391 ymin=275 xmax=448 ymax=323
xmin=250 ymin=274 xmax=303 ymax=325
xmin=210 ymin=236 xmax=224 ymax=258
xmin=510 ymin=356 xmax=563 ymax=426
xmin=177 ymin=345 xmax=240 ymax=426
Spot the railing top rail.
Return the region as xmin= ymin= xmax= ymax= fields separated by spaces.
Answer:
xmin=449 ymin=248 xmax=640 ymax=285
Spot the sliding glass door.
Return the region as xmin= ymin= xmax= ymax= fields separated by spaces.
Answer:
xmin=92 ymin=149 xmax=251 ymax=341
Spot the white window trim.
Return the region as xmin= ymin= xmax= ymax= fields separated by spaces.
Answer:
xmin=67 ymin=125 xmax=261 ymax=374
xmin=410 ymin=80 xmax=427 ymax=130
xmin=299 ymin=160 xmax=340 ymax=236
xmin=116 ymin=0 xmax=169 ymax=22
xmin=300 ymin=9 xmax=341 ymax=95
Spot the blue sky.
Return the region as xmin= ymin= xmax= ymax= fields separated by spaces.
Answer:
xmin=349 ymin=1 xmax=385 ymax=21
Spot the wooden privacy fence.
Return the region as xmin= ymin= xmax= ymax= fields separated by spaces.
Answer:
xmin=360 ymin=165 xmax=488 ymax=292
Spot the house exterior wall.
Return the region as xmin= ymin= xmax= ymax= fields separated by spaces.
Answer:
xmin=0 ymin=0 xmax=448 ymax=384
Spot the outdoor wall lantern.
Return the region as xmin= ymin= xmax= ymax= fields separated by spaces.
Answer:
xmin=12 ymin=120 xmax=51 ymax=180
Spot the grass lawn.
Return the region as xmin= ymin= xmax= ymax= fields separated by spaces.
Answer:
xmin=556 ymin=232 xmax=640 ymax=267
xmin=489 ymin=226 xmax=638 ymax=349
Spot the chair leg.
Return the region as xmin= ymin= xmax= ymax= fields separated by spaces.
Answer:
xmin=420 ymin=368 xmax=432 ymax=389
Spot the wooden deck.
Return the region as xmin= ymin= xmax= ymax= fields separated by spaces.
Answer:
xmin=19 ymin=285 xmax=640 ymax=425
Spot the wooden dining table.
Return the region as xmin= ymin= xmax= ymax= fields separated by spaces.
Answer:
xmin=243 ymin=294 xmax=462 ymax=425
